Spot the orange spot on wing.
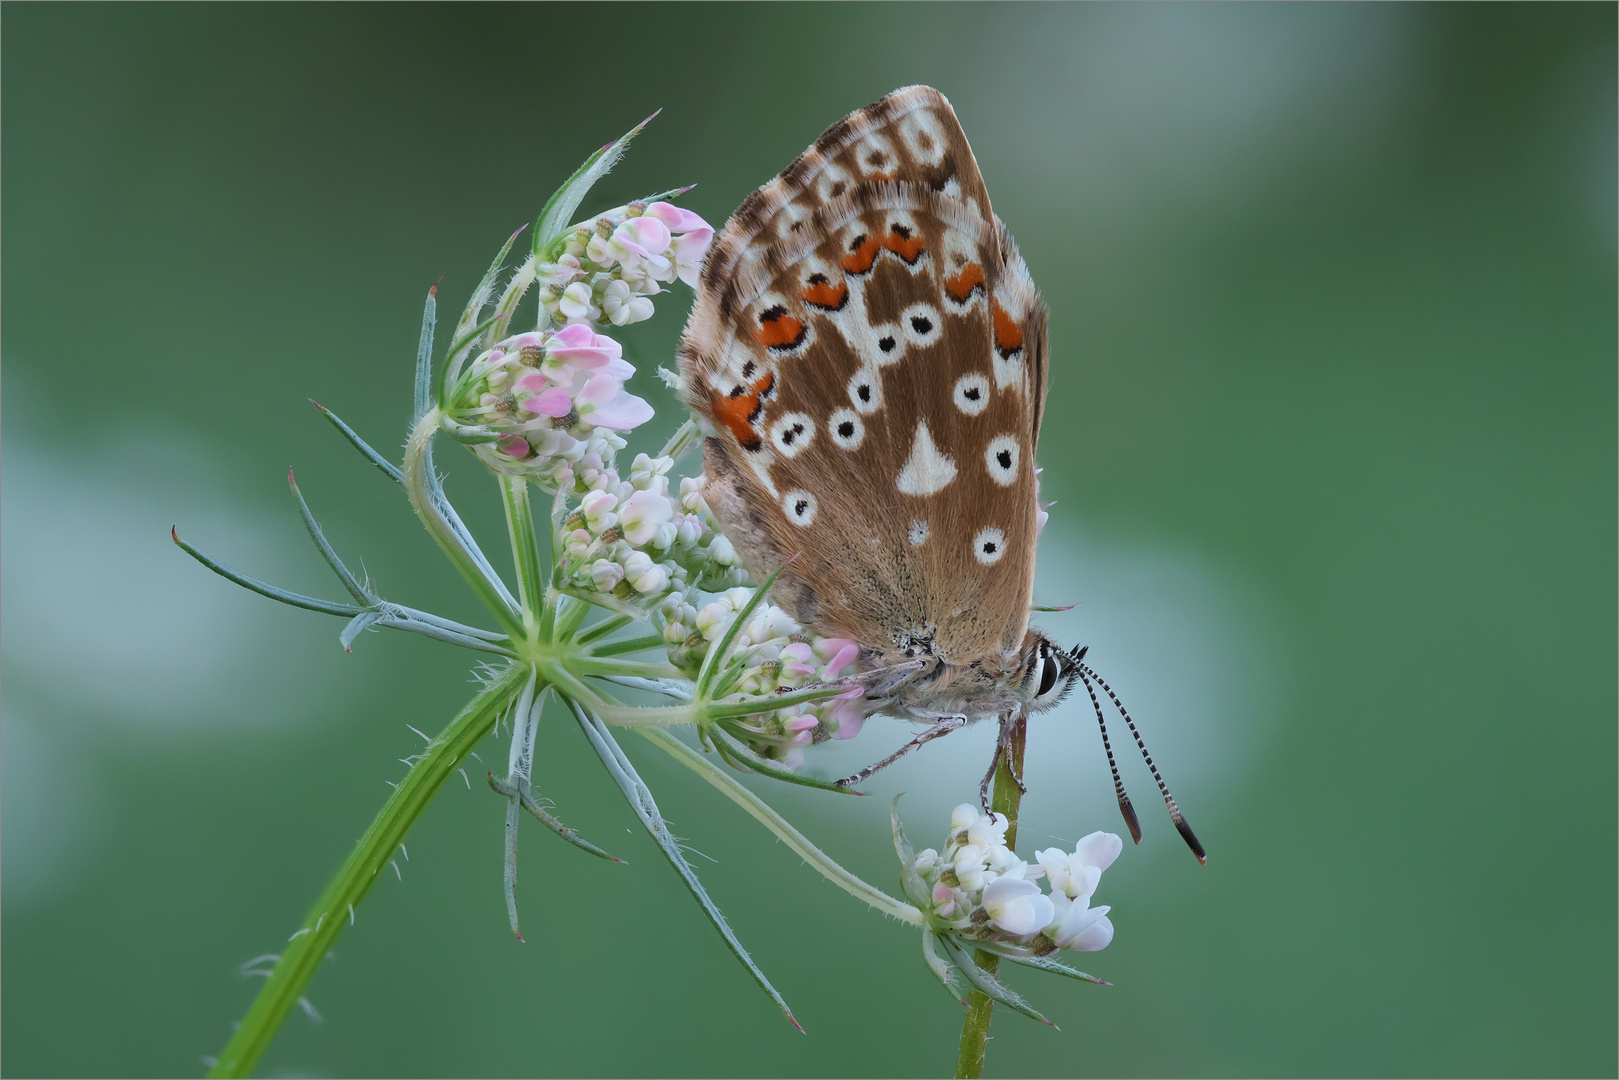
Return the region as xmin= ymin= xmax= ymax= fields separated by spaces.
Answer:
xmin=711 ymin=372 xmax=775 ymax=452
xmin=992 ymin=299 xmax=1024 ymax=358
xmin=944 ymin=262 xmax=985 ymax=304
xmin=800 ymin=277 xmax=849 ymax=311
xmin=756 ymin=307 xmax=806 ymax=351
xmin=883 ymin=225 xmax=926 ymax=263
xmin=842 ymin=235 xmax=880 ymax=274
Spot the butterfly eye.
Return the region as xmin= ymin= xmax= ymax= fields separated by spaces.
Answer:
xmin=1037 ymin=648 xmax=1062 ymax=699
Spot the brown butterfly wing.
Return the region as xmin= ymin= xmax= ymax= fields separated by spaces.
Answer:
xmin=700 ymin=85 xmax=997 ymax=309
xmin=680 ymin=89 xmax=1049 ymax=668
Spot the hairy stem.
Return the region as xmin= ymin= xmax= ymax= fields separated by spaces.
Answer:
xmin=208 ymin=663 xmax=530 ymax=1078
xmin=402 ymin=409 xmax=525 ymax=638
xmin=955 ymin=716 xmax=1028 ymax=1080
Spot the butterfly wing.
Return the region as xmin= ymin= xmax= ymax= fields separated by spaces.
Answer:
xmin=680 ymin=87 xmax=1049 ymax=667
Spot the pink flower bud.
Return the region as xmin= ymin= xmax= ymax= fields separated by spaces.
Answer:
xmin=643 ymin=202 xmax=711 ymax=235
xmin=546 ymin=323 xmax=623 ymax=367
xmin=519 ymin=385 xmax=573 ymax=417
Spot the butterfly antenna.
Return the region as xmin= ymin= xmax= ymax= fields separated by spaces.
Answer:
xmin=1077 ymin=668 xmax=1142 ymax=845
xmin=1081 ymin=663 xmax=1206 ymax=865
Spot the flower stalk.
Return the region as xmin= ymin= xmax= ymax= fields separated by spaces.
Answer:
xmin=956 ymin=717 xmax=1027 ymax=1080
xmin=208 ymin=663 xmax=530 ymax=1078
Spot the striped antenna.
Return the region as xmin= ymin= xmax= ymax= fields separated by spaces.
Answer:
xmin=1080 ymin=663 xmax=1206 ymax=865
xmin=1077 ymin=666 xmax=1142 ymax=845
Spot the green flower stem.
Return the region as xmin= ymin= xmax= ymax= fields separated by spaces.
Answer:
xmin=209 ymin=662 xmax=531 ymax=1079
xmin=639 ymin=726 xmax=924 ymax=926
xmin=500 ymin=474 xmax=545 ymax=634
xmin=587 ymin=632 xmax=669 ymax=657
xmin=403 ymin=410 xmax=526 ymax=640
xmin=955 ymin=716 xmax=1028 ymax=1080
xmin=704 ymin=683 xmax=851 ymax=718
xmin=570 ymin=655 xmax=684 ymax=679
xmin=575 ymin=612 xmax=634 ymax=645
xmin=591 ymin=703 xmax=698 ymax=727
xmin=535 ymin=659 xmax=620 ymax=713
xmin=552 ymin=594 xmax=592 ymax=644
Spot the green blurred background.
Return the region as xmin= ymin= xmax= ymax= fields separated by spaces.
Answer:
xmin=3 ymin=4 xmax=1614 ymax=1077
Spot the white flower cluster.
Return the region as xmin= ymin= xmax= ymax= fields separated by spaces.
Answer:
xmin=537 ymin=201 xmax=713 ymax=328
xmin=443 ymin=323 xmax=654 ymax=489
xmin=657 ymin=587 xmax=869 ymax=766
xmin=553 ymin=462 xmax=871 ymax=765
xmin=913 ymin=805 xmax=1119 ymax=955
xmin=555 ymin=453 xmax=744 ymax=603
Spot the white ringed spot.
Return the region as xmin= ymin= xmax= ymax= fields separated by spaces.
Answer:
xmin=908 ymin=520 xmax=929 ymax=546
xmin=769 ymin=412 xmax=815 ymax=458
xmin=900 ymin=302 xmax=942 ymax=348
xmin=828 ymin=408 xmax=864 ymax=450
xmin=973 ymin=526 xmax=1007 ymax=565
xmin=954 ymin=373 xmax=991 ymax=416
xmin=869 ymin=321 xmax=905 ymax=366
xmin=984 ymin=435 xmax=1021 ymax=486
xmin=847 ymin=369 xmax=883 ymax=415
xmin=783 ymin=490 xmax=818 ymax=527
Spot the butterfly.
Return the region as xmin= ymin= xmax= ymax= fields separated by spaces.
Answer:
xmin=678 ymin=86 xmax=1203 ymax=862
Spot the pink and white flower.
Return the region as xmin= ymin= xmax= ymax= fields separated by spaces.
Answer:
xmin=981 ymin=874 xmax=1056 ymax=936
xmin=1046 ymin=892 xmax=1114 ymax=951
xmin=619 ymin=488 xmax=675 ymax=546
xmin=1034 ymin=831 xmax=1122 ymax=903
xmin=574 ymin=374 xmax=653 ymax=432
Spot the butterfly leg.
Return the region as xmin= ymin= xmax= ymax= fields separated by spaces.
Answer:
xmin=834 ymin=714 xmax=967 ymax=789
xmin=978 ymin=713 xmax=1028 ymax=812
xmin=854 ymin=659 xmax=930 ymax=697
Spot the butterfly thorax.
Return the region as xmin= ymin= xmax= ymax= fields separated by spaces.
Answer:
xmin=866 ymin=624 xmax=1069 ymax=721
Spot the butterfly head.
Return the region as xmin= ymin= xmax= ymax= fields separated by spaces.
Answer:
xmin=1022 ymin=633 xmax=1087 ymax=713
